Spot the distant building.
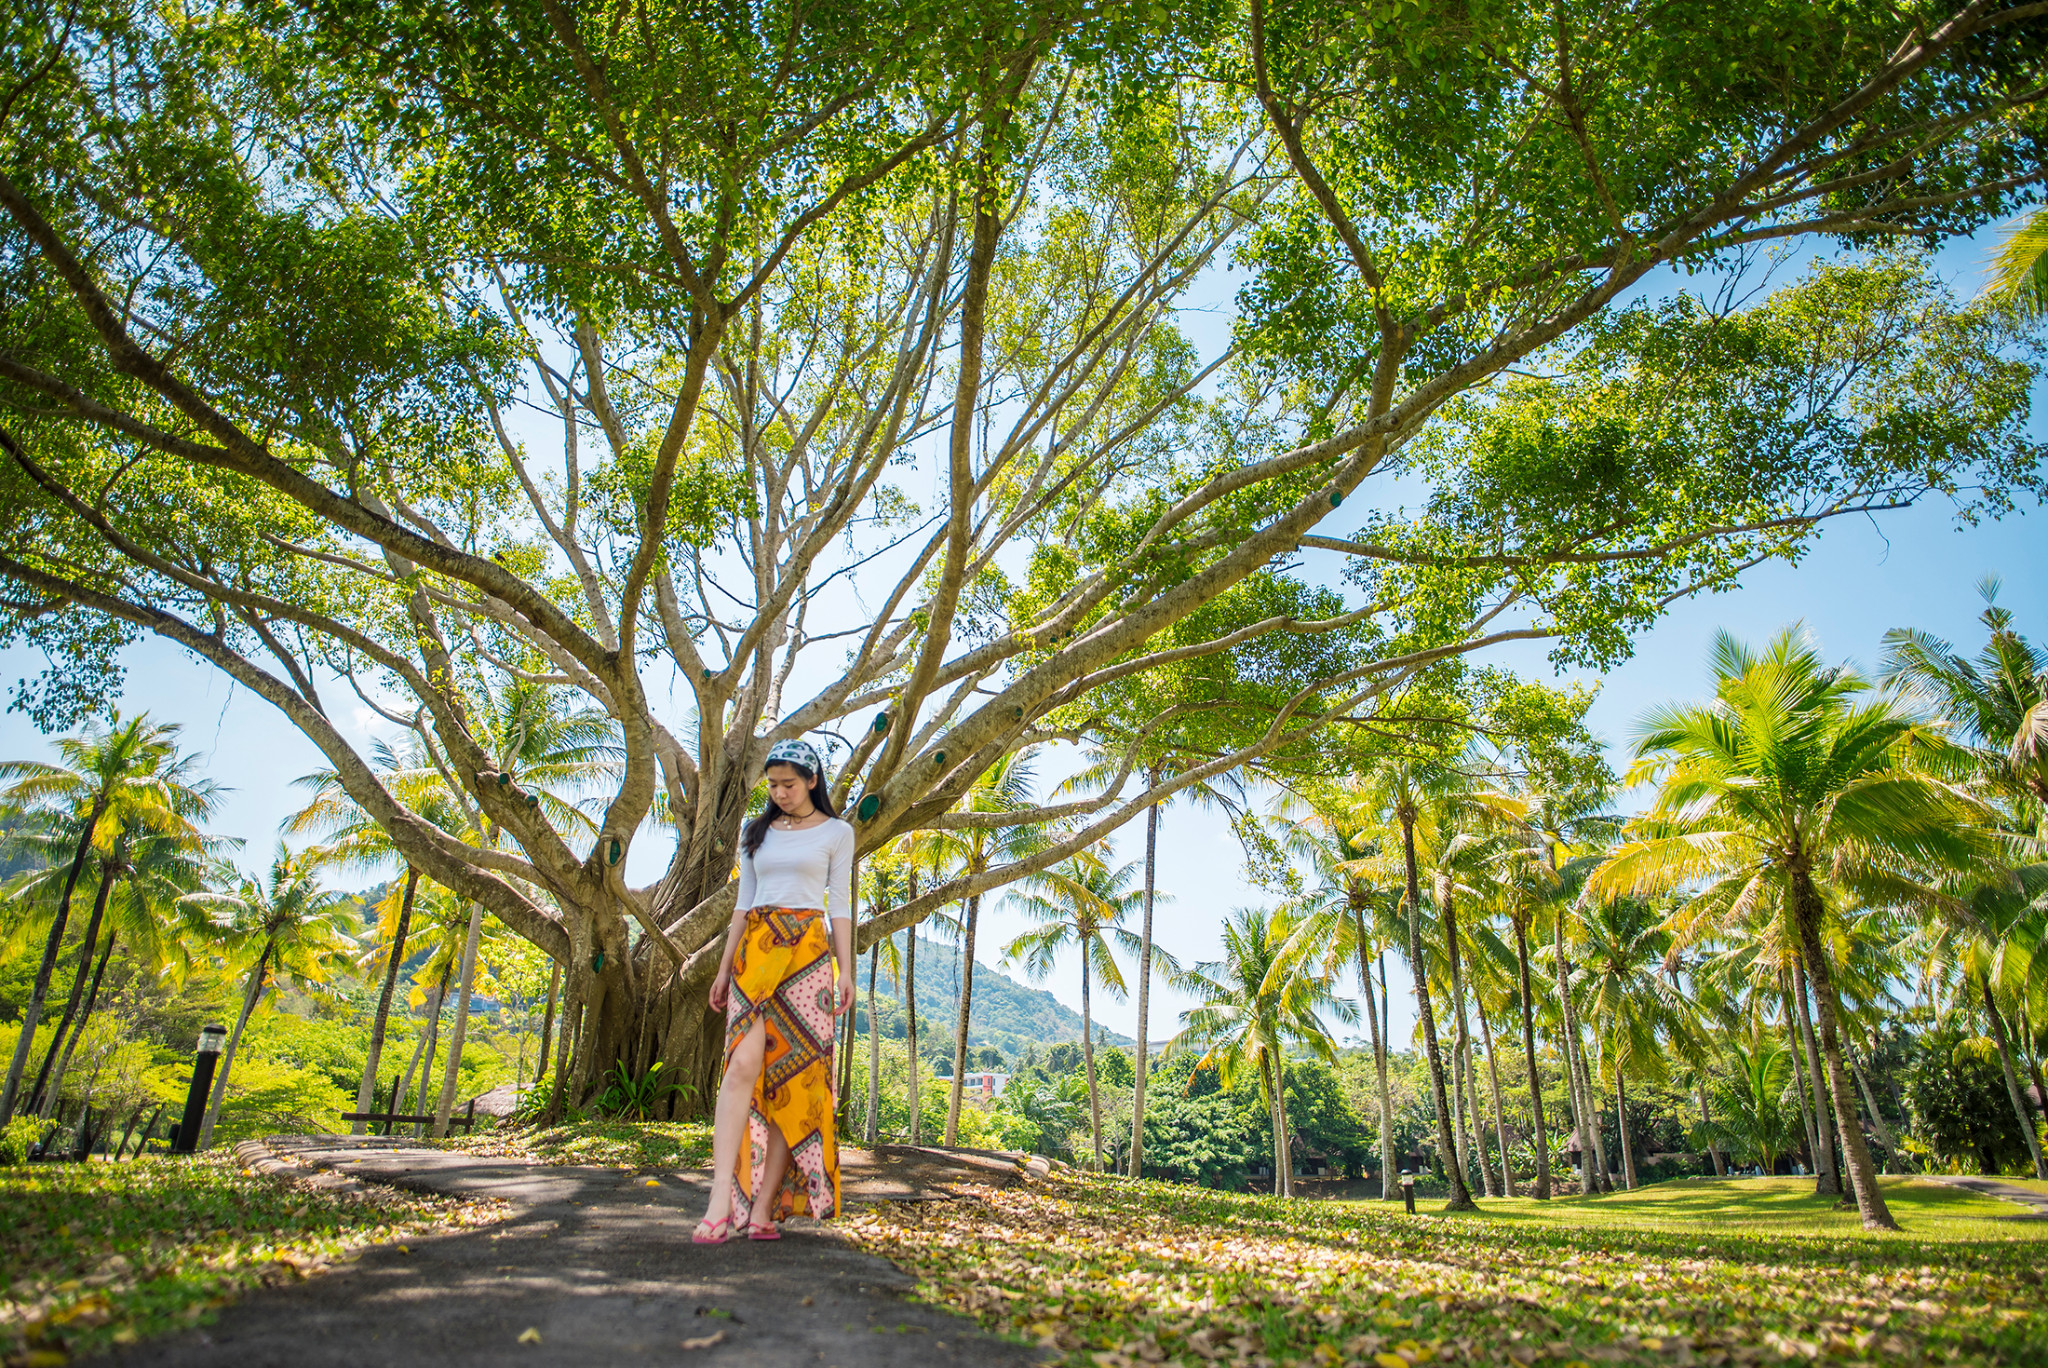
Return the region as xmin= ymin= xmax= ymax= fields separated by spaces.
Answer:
xmin=960 ymin=1070 xmax=1008 ymax=1099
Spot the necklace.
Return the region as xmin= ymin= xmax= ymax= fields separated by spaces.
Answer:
xmin=774 ymin=808 xmax=818 ymax=829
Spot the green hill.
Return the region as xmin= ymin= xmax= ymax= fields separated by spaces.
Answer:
xmin=852 ymin=934 xmax=1131 ymax=1062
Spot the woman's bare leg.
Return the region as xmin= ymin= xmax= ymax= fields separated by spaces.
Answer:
xmin=702 ymin=1019 xmax=765 ymax=1229
xmin=749 ymin=1124 xmax=792 ymax=1229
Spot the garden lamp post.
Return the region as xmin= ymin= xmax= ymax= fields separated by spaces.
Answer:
xmin=1400 ymin=1171 xmax=1416 ymax=1216
xmin=171 ymin=1024 xmax=227 ymax=1154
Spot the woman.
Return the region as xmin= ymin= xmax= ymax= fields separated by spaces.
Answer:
xmin=697 ymin=738 xmax=856 ymax=1242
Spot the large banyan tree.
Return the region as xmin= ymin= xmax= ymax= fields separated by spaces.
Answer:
xmin=2 ymin=0 xmax=2043 ymax=1111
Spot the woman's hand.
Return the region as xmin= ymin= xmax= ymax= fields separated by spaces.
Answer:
xmin=835 ymin=977 xmax=855 ymax=1017
xmin=709 ymin=964 xmax=732 ymax=1013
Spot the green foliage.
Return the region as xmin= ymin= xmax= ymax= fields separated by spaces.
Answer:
xmin=0 ymin=1116 xmax=39 ymax=1165
xmin=592 ymin=1060 xmax=695 ymax=1123
xmin=1905 ymin=1028 xmax=2036 ymax=1176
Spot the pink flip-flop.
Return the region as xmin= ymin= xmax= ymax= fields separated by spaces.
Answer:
xmin=746 ymin=1221 xmax=781 ymax=1241
xmin=692 ymin=1214 xmax=736 ymax=1244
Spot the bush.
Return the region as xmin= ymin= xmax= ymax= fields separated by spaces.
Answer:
xmin=0 ymin=1115 xmax=42 ymax=1165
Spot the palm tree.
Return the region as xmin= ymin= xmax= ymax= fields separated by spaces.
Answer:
xmin=1574 ymin=895 xmax=1702 ymax=1189
xmin=287 ymin=739 xmax=468 ymax=1135
xmin=1349 ymin=760 xmax=1477 ymax=1210
xmin=1882 ymin=578 xmax=2048 ymax=807
xmin=0 ymin=712 xmax=197 ymax=1123
xmin=1270 ymin=783 xmax=1406 ymax=1199
xmin=1174 ymin=906 xmax=1352 ymax=1196
xmin=925 ymin=748 xmax=1046 ymax=1147
xmin=1984 ymin=210 xmax=2048 ymax=318
xmin=1695 ymin=1035 xmax=1802 ymax=1175
xmin=1062 ymin=752 xmax=1245 ymax=1178
xmin=1003 ymin=851 xmax=1175 ymax=1170
xmin=1593 ymin=628 xmax=2001 ymax=1230
xmin=27 ymin=818 xmax=224 ymax=1118
xmin=191 ymin=846 xmax=358 ymax=1148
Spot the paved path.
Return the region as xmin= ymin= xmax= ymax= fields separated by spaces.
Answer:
xmin=88 ymin=1138 xmax=1048 ymax=1368
xmin=1922 ymin=1173 xmax=2048 ymax=1218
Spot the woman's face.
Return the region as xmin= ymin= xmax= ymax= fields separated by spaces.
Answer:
xmin=765 ymin=763 xmax=815 ymax=815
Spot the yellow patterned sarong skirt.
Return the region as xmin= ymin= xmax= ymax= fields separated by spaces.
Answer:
xmin=724 ymin=907 xmax=841 ymax=1222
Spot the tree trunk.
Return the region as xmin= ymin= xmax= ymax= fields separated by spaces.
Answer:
xmin=1353 ymin=903 xmax=1397 ymax=1200
xmin=0 ymin=802 xmax=103 ymax=1123
xmin=199 ymin=937 xmax=274 ymax=1150
xmin=1377 ymin=947 xmax=1397 ymax=1199
xmin=413 ymin=966 xmax=450 ymax=1137
xmin=1401 ymin=812 xmax=1474 ymax=1209
xmin=30 ymin=857 xmax=121 ymax=1117
xmin=1980 ymin=975 xmax=2048 ymax=1180
xmin=1551 ymin=905 xmax=1599 ymax=1194
xmin=1789 ymin=868 xmax=1896 ymax=1230
xmin=1081 ymin=954 xmax=1102 ymax=1171
xmin=355 ymin=868 xmax=418 ymax=1135
xmin=1791 ymin=956 xmax=1843 ymax=1197
xmin=1697 ymin=1081 xmax=1726 ymax=1176
xmin=1476 ymin=1004 xmax=1516 ymax=1197
xmin=1613 ymin=1065 xmax=1638 ymax=1190
xmin=1844 ymin=1043 xmax=1899 ymax=1174
xmin=1578 ymin=1026 xmax=1611 ymax=1192
xmin=1450 ymin=1030 xmax=1475 ymax=1190
xmin=1781 ymin=977 xmax=1820 ymax=1177
xmin=433 ymin=900 xmax=487 ymax=1136
xmin=1512 ymin=916 xmax=1550 ymax=1199
xmin=536 ymin=958 xmax=560 ymax=1082
xmin=1263 ymin=1050 xmax=1288 ymax=1197
xmin=944 ymin=893 xmax=981 ymax=1146
xmin=36 ymin=933 xmax=116 ymax=1122
xmin=864 ymin=942 xmax=881 ymax=1146
xmin=1440 ymin=886 xmax=1491 ymax=1196
xmin=1129 ymin=795 xmax=1159 ymax=1178
xmin=905 ymin=921 xmax=920 ymax=1145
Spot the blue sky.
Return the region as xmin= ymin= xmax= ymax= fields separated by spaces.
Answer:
xmin=3 ymin=227 xmax=2041 ymax=1051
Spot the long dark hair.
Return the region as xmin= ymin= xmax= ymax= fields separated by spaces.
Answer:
xmin=741 ymin=758 xmax=837 ymax=855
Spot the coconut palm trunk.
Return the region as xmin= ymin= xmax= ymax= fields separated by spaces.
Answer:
xmin=413 ymin=968 xmax=450 ymax=1136
xmin=1844 ymin=1044 xmax=1901 ymax=1173
xmin=1697 ymin=1082 xmax=1727 ymax=1176
xmin=1352 ymin=905 xmax=1398 ymax=1200
xmin=433 ymin=899 xmax=486 ymax=1136
xmin=1789 ymin=870 xmax=1896 ymax=1229
xmin=1978 ymin=975 xmax=2048 ymax=1180
xmin=1576 ymin=1022 xmax=1611 ymax=1191
xmin=1377 ymin=948 xmax=1398 ymax=1198
xmin=30 ymin=854 xmax=121 ymax=1117
xmin=199 ymin=936 xmax=275 ymax=1150
xmin=865 ymin=944 xmax=881 ymax=1146
xmin=944 ymin=893 xmax=982 ymax=1146
xmin=1400 ymin=811 xmax=1474 ymax=1209
xmin=36 ymin=934 xmax=117 ymax=1122
xmin=1263 ymin=1051 xmax=1288 ymax=1196
xmin=1081 ymin=956 xmax=1102 ymax=1171
xmin=1440 ymin=887 xmax=1493 ymax=1196
xmin=1791 ymin=958 xmax=1843 ymax=1196
xmin=1612 ymin=1065 xmax=1638 ymax=1190
xmin=353 ymin=868 xmax=418 ymax=1135
xmin=905 ymin=922 xmax=920 ymax=1145
xmin=0 ymin=803 xmax=104 ymax=1123
xmin=1512 ymin=916 xmax=1551 ymax=1198
xmin=1780 ymin=977 xmax=1820 ymax=1175
xmin=1551 ymin=909 xmax=1596 ymax=1194
xmin=1128 ymin=797 xmax=1160 ymax=1178
xmin=1477 ymin=1007 xmax=1516 ymax=1197
xmin=536 ymin=958 xmax=560 ymax=1081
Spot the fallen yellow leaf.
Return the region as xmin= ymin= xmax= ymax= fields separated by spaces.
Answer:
xmin=1375 ymin=1354 xmax=1411 ymax=1368
xmin=681 ymin=1329 xmax=727 ymax=1351
xmin=517 ymin=1327 xmax=542 ymax=1345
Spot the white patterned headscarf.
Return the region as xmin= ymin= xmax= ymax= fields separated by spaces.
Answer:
xmin=764 ymin=738 xmax=824 ymax=777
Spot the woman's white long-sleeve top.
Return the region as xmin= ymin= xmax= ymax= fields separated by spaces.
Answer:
xmin=735 ymin=818 xmax=855 ymax=922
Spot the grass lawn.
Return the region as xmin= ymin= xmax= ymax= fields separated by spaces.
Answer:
xmin=448 ymin=1119 xmax=714 ymax=1170
xmin=1473 ymin=1176 xmax=2047 ymax=1243
xmin=0 ymin=1153 xmax=498 ymax=1365
xmin=846 ymin=1174 xmax=2047 ymax=1368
